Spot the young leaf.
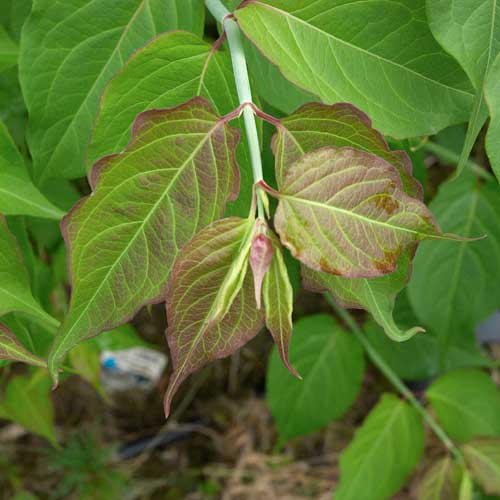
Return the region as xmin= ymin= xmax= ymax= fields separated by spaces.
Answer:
xmin=463 ymin=438 xmax=500 ymax=495
xmin=235 ymin=0 xmax=474 ymax=139
xmin=0 ymin=370 xmax=57 ymax=446
xmin=249 ymin=222 xmax=274 ymax=309
xmin=427 ymin=369 xmax=500 ymax=443
xmin=266 ymin=314 xmax=364 ymax=442
xmin=303 ymin=251 xmax=424 ymax=341
xmin=0 ymin=216 xmax=58 ymax=328
xmin=334 ymin=394 xmax=424 ymax=500
xmin=262 ymin=147 xmax=456 ymax=279
xmin=271 ymin=102 xmax=422 ymax=199
xmin=262 ymin=231 xmax=298 ymax=377
xmin=408 ymin=173 xmax=500 ymax=350
xmin=418 ymin=457 xmax=462 ymax=500
xmin=427 ymin=0 xmax=500 ymax=178
xmin=0 ymin=120 xmax=64 ymax=219
xmin=87 ymin=30 xmax=254 ymax=217
xmin=0 ymin=323 xmax=46 ymax=367
xmin=48 ymin=98 xmax=240 ymax=383
xmin=485 ymin=54 xmax=500 ymax=181
xmin=19 ymin=0 xmax=205 ymax=181
xmin=164 ymin=218 xmax=264 ymax=416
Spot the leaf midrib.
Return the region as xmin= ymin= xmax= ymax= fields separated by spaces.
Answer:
xmin=243 ymin=1 xmax=474 ymax=98
xmin=50 ymin=118 xmax=227 ymax=365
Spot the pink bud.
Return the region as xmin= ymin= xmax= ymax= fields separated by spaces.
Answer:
xmin=249 ymin=232 xmax=273 ymax=309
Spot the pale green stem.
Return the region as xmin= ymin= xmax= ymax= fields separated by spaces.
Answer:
xmin=324 ymin=293 xmax=463 ymax=461
xmin=205 ymin=0 xmax=265 ymax=218
xmin=424 ymin=141 xmax=494 ymax=182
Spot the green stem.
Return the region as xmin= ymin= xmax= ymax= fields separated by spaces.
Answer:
xmin=205 ymin=0 xmax=265 ymax=218
xmin=424 ymin=141 xmax=494 ymax=182
xmin=325 ymin=293 xmax=463 ymax=462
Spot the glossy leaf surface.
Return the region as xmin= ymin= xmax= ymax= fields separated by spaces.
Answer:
xmin=266 ymin=314 xmax=364 ymax=442
xmin=48 ymin=98 xmax=240 ymax=381
xmin=235 ymin=0 xmax=474 ymax=138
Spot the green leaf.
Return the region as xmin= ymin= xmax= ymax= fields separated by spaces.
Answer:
xmin=485 ymin=54 xmax=500 ymax=181
xmin=418 ymin=457 xmax=462 ymax=500
xmin=334 ymin=393 xmax=424 ymax=500
xmin=19 ymin=0 xmax=205 ymax=182
xmin=48 ymin=98 xmax=240 ymax=382
xmin=263 ymin=147 xmax=456 ymax=279
xmin=463 ymin=438 xmax=500 ymax=495
xmin=0 ymin=322 xmax=46 ymax=367
xmin=427 ymin=0 xmax=500 ymax=178
xmin=0 ymin=25 xmax=17 ymax=71
xmin=0 ymin=370 xmax=57 ymax=445
xmin=244 ymin=39 xmax=313 ymax=114
xmin=408 ymin=173 xmax=500 ymax=349
xmin=271 ymin=102 xmax=422 ymax=199
xmin=427 ymin=369 xmax=500 ymax=443
xmin=266 ymin=314 xmax=364 ymax=442
xmin=0 ymin=215 xmax=58 ymax=329
xmin=262 ymin=231 xmax=298 ymax=377
xmin=88 ymin=30 xmax=254 ymax=217
xmin=235 ymin=0 xmax=474 ymax=139
xmin=164 ymin=217 xmax=264 ymax=416
xmin=0 ymin=120 xmax=64 ymax=219
xmin=304 ymin=251 xmax=424 ymax=341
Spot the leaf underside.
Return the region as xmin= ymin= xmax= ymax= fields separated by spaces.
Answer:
xmin=269 ymin=147 xmax=446 ymax=279
xmin=164 ymin=218 xmax=264 ymax=416
xmin=48 ymin=97 xmax=240 ymax=381
xmin=0 ymin=323 xmax=46 ymax=367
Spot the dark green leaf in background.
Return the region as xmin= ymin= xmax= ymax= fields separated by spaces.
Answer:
xmin=266 ymin=314 xmax=364 ymax=443
xmin=408 ymin=173 xmax=500 ymax=351
xmin=427 ymin=369 xmax=500 ymax=443
xmin=19 ymin=0 xmax=205 ymax=182
xmin=334 ymin=393 xmax=424 ymax=500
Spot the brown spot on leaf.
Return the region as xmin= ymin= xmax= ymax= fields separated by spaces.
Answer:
xmin=375 ymin=195 xmax=399 ymax=214
xmin=373 ymin=249 xmax=399 ymax=274
xmin=319 ymin=257 xmax=343 ymax=276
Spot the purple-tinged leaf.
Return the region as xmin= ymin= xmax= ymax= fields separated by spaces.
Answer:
xmin=263 ymin=232 xmax=299 ymax=378
xmin=262 ymin=147 xmax=463 ymax=279
xmin=48 ymin=97 xmax=240 ymax=383
xmin=0 ymin=323 xmax=46 ymax=367
xmin=249 ymin=220 xmax=274 ymax=309
xmin=271 ymin=102 xmax=422 ymax=199
xmin=164 ymin=218 xmax=264 ymax=417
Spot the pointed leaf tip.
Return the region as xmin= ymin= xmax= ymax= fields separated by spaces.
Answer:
xmin=250 ymin=227 xmax=274 ymax=309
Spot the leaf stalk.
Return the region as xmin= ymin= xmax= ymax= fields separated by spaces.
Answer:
xmin=205 ymin=0 xmax=265 ymax=218
xmin=325 ymin=293 xmax=463 ymax=462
